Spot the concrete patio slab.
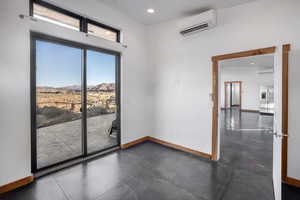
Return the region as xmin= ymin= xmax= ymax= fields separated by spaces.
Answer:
xmin=37 ymin=114 xmax=117 ymax=168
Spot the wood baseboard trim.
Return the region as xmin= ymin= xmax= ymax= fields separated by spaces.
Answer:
xmin=285 ymin=177 xmax=300 ymax=188
xmin=148 ymin=137 xmax=212 ymax=159
xmin=0 ymin=176 xmax=34 ymax=194
xmin=241 ymin=109 xmax=259 ymax=113
xmin=121 ymin=136 xmax=211 ymax=159
xmin=121 ymin=136 xmax=149 ymax=149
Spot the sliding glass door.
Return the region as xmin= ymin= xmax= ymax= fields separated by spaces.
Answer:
xmin=35 ymin=40 xmax=83 ymax=169
xmin=31 ymin=33 xmax=120 ymax=171
xmin=86 ymin=50 xmax=119 ymax=153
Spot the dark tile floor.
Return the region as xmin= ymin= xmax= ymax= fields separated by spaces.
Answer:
xmin=1 ymin=109 xmax=299 ymax=200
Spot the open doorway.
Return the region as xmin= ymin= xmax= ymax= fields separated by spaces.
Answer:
xmin=220 ymin=53 xmax=275 ymax=147
xmin=219 ymin=52 xmax=276 ymax=198
xmin=224 ymin=81 xmax=242 ymax=109
xmin=211 ymin=45 xmax=291 ymax=199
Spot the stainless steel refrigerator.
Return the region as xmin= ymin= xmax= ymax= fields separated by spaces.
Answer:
xmin=259 ymin=86 xmax=274 ymax=114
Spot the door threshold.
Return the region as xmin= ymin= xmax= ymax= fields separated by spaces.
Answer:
xmin=34 ymin=146 xmax=120 ymax=178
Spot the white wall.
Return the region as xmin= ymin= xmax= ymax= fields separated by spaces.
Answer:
xmin=220 ymin=66 xmax=274 ymax=110
xmin=148 ymin=0 xmax=300 ymax=189
xmin=288 ymin=49 xmax=300 ymax=181
xmin=0 ymin=0 xmax=153 ymax=186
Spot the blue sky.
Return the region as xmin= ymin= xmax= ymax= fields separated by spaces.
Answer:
xmin=36 ymin=40 xmax=116 ymax=87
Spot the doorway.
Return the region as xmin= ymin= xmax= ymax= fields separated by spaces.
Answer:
xmin=31 ymin=32 xmax=121 ymax=171
xmin=224 ymin=81 xmax=242 ymax=109
xmin=211 ymin=45 xmax=290 ymax=199
xmin=216 ymin=50 xmax=276 ymax=199
xmin=212 ymin=47 xmax=278 ymax=160
xmin=219 ymin=53 xmax=275 ymax=157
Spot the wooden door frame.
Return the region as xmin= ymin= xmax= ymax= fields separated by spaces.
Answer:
xmin=224 ymin=81 xmax=242 ymax=108
xmin=211 ymin=45 xmax=290 ymax=181
xmin=212 ymin=45 xmax=291 ymax=183
xmin=282 ymin=44 xmax=290 ymax=183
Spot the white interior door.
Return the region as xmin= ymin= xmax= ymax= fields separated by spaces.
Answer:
xmin=272 ymin=46 xmax=283 ymax=200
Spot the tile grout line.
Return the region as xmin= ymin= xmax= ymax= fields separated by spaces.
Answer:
xmin=125 ymin=148 xmax=209 ymax=200
xmin=51 ymin=176 xmax=72 ymax=200
xmin=218 ymin=165 xmax=236 ymax=200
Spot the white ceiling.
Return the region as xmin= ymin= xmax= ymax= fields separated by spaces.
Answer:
xmin=98 ymin=0 xmax=258 ymax=25
xmin=220 ymin=54 xmax=274 ymax=70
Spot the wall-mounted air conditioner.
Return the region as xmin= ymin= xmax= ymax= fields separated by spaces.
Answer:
xmin=256 ymin=68 xmax=274 ymax=74
xmin=178 ymin=9 xmax=217 ymax=37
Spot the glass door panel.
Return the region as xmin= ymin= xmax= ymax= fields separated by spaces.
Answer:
xmin=225 ymin=83 xmax=231 ymax=108
xmin=35 ymin=40 xmax=83 ymax=169
xmin=231 ymin=82 xmax=240 ymax=106
xmin=86 ymin=50 xmax=118 ymax=153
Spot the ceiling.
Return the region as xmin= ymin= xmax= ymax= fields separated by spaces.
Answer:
xmin=220 ymin=54 xmax=274 ymax=70
xmin=98 ymin=0 xmax=258 ymax=25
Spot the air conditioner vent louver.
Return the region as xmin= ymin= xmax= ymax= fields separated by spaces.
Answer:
xmin=180 ymin=23 xmax=209 ymax=35
xmin=178 ymin=9 xmax=217 ymax=37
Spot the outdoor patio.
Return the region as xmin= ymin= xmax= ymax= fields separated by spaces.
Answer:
xmin=37 ymin=114 xmax=117 ymax=169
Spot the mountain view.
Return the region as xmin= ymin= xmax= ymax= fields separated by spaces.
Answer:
xmin=36 ymin=83 xmax=116 ymax=128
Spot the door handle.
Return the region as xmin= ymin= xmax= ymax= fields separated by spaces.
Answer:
xmin=268 ymin=132 xmax=289 ymax=138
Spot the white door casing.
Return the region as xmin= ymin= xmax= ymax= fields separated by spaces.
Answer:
xmin=272 ymin=46 xmax=283 ymax=200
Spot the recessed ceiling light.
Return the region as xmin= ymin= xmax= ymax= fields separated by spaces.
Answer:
xmin=147 ymin=8 xmax=155 ymax=14
xmin=105 ymin=31 xmax=112 ymax=35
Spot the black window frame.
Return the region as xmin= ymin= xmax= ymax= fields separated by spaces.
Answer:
xmin=30 ymin=0 xmax=121 ymax=43
xmin=30 ymin=31 xmax=122 ymax=172
xmin=86 ymin=18 xmax=121 ymax=43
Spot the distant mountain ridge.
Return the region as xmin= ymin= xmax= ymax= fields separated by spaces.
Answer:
xmin=60 ymin=85 xmax=81 ymax=90
xmin=89 ymin=83 xmax=115 ymax=92
xmin=37 ymin=83 xmax=115 ymax=92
